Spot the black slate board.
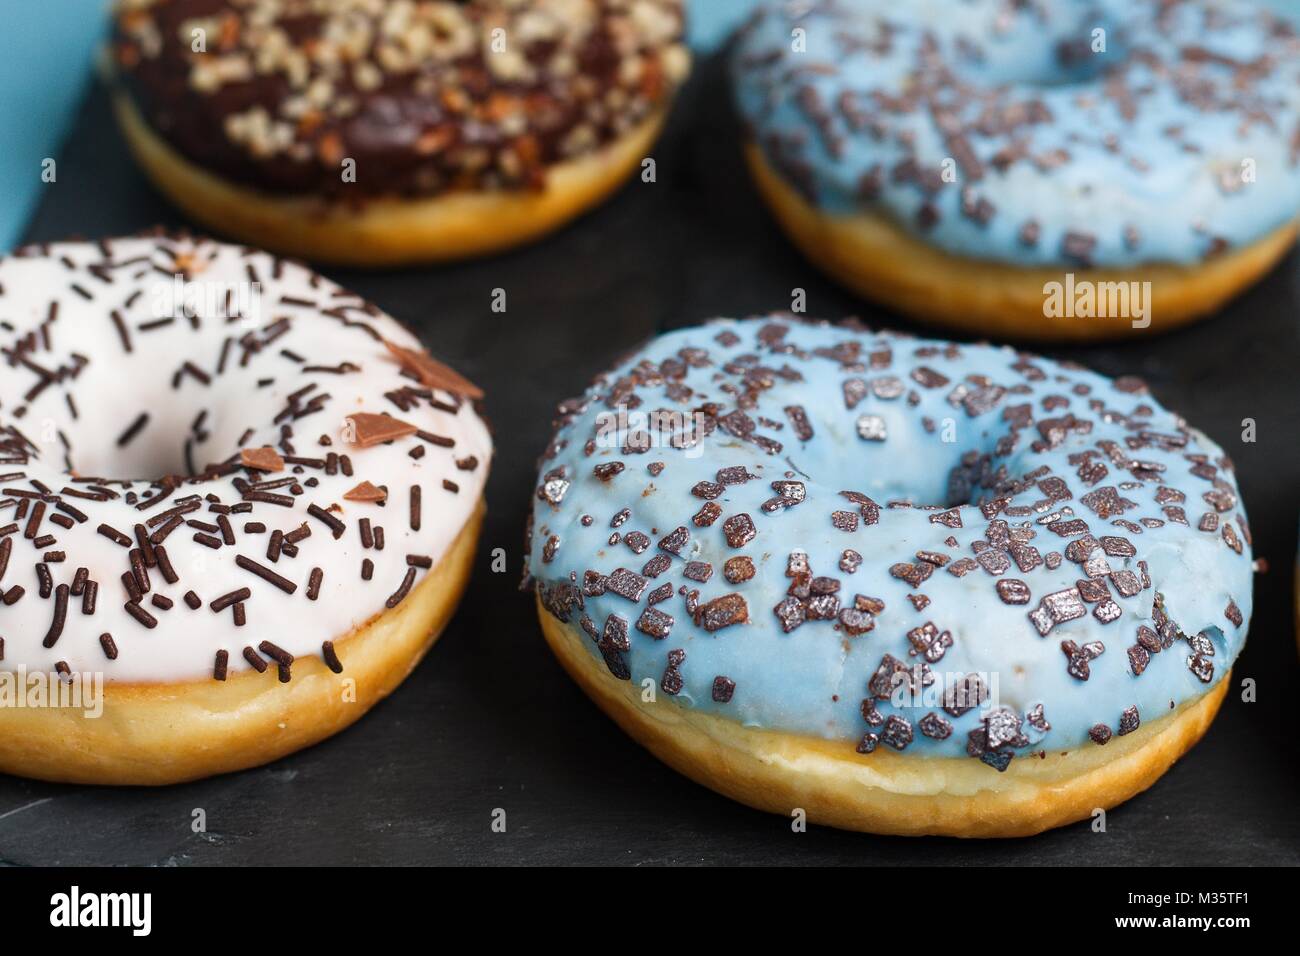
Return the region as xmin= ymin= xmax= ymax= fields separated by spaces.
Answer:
xmin=2 ymin=53 xmax=1298 ymax=867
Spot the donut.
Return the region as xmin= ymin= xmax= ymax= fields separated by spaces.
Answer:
xmin=732 ymin=0 xmax=1300 ymax=341
xmin=526 ymin=317 xmax=1252 ymax=837
xmin=107 ymin=0 xmax=691 ymax=266
xmin=0 ymin=235 xmax=492 ymax=785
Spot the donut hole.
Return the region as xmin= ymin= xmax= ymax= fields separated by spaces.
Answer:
xmin=54 ymin=370 xmax=278 ymax=484
xmin=0 ymin=265 xmax=312 ymax=484
xmin=924 ymin=1 xmax=1135 ymax=91
xmin=828 ymin=402 xmax=1031 ymax=510
xmin=71 ymin=421 xmax=197 ymax=483
xmin=973 ymin=31 xmax=1130 ymax=90
xmin=823 ymin=395 xmax=1107 ymax=516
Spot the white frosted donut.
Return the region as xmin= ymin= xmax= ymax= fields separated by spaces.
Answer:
xmin=0 ymin=235 xmax=491 ymax=784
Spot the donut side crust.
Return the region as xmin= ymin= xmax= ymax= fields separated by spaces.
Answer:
xmin=0 ymin=499 xmax=484 ymax=786
xmin=745 ymin=142 xmax=1299 ymax=342
xmin=538 ymin=594 xmax=1229 ymax=838
xmin=111 ymin=85 xmax=674 ymax=267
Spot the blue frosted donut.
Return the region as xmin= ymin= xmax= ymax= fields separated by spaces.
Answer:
xmin=527 ymin=318 xmax=1253 ymax=833
xmin=730 ymin=0 xmax=1300 ymax=336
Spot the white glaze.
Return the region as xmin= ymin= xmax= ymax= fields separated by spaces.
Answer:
xmin=0 ymin=237 xmax=491 ymax=683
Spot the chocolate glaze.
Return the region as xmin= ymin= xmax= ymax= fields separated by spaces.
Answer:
xmin=112 ymin=0 xmax=689 ymax=200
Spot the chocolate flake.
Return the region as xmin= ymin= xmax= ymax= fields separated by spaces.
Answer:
xmin=995 ymin=578 xmax=1031 ymax=605
xmin=240 ymin=446 xmax=286 ymax=472
xmin=711 ymin=675 xmax=736 ymax=703
xmin=694 ymin=594 xmax=749 ymax=632
xmin=1117 ymin=705 xmax=1140 ymax=736
xmin=1028 ymin=587 xmax=1086 ymax=636
xmin=723 ymin=513 xmax=756 ymax=548
xmin=347 ymin=412 xmax=419 ymax=448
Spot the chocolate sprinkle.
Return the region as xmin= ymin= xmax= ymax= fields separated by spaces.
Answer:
xmin=711 ymin=675 xmax=736 ymax=703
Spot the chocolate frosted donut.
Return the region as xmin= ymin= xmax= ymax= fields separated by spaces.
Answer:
xmin=732 ymin=0 xmax=1300 ymax=339
xmin=108 ymin=0 xmax=690 ymax=264
xmin=0 ymin=235 xmax=492 ymax=784
xmin=527 ymin=317 xmax=1252 ymax=836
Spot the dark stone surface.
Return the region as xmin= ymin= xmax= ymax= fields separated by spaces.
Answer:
xmin=3 ymin=54 xmax=1298 ymax=866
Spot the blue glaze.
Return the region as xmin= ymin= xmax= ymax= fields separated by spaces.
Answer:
xmin=528 ymin=319 xmax=1252 ymax=763
xmin=732 ymin=0 xmax=1300 ymax=267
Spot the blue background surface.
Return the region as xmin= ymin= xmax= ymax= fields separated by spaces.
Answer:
xmin=0 ymin=1 xmax=108 ymax=251
xmin=687 ymin=0 xmax=758 ymax=51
